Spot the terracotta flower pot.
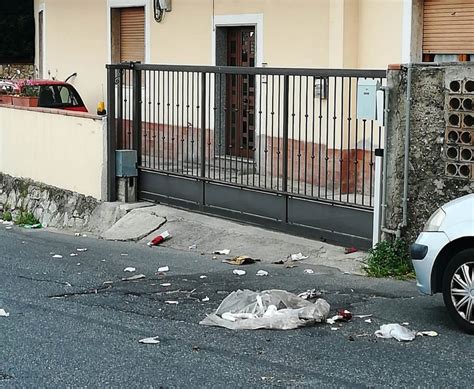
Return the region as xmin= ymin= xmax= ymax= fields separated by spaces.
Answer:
xmin=0 ymin=95 xmax=13 ymax=105
xmin=12 ymin=96 xmax=39 ymax=107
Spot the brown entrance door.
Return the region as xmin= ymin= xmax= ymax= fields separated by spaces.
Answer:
xmin=226 ymin=26 xmax=256 ymax=158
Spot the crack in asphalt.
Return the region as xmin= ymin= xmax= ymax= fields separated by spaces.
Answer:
xmin=16 ymin=275 xmax=73 ymax=287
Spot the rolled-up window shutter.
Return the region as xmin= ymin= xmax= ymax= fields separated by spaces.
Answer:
xmin=423 ymin=0 xmax=474 ymax=54
xmin=120 ymin=7 xmax=145 ymax=62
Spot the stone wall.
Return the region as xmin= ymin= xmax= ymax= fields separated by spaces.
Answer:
xmin=0 ymin=64 xmax=35 ymax=79
xmin=385 ymin=64 xmax=474 ymax=242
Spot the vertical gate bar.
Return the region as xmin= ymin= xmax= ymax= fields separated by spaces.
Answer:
xmin=240 ymin=73 xmax=244 ymax=185
xmin=246 ymin=73 xmax=251 ymax=186
xmin=270 ymin=74 xmax=275 ymax=190
xmin=208 ymin=72 xmax=212 ymax=178
xmin=369 ymin=120 xmax=374 ymax=206
xmin=191 ymin=72 xmax=195 ymax=175
xmin=332 ymin=76 xmax=337 ymax=200
xmin=304 ymin=76 xmax=309 ymax=196
xmin=166 ymin=71 xmax=170 ymax=171
xmin=264 ymin=73 xmax=269 ymax=188
xmin=372 ymin=149 xmax=384 ymax=246
xmin=152 ymin=70 xmax=156 ymax=170
xmin=171 ymin=71 xmax=175 ymax=172
xmin=277 ymin=75 xmax=281 ymax=192
xmin=339 ymin=76 xmax=344 ymax=202
xmin=143 ymin=70 xmax=147 ymax=168
xmin=218 ymin=73 xmax=222 ymax=181
xmin=117 ymin=69 xmax=123 ymax=149
xmin=132 ymin=64 xmax=142 ymax=168
xmin=257 ymin=74 xmax=262 ymax=188
xmin=186 ymin=72 xmax=190 ymax=174
xmin=291 ymin=76 xmax=295 ymax=193
xmin=325 ymin=77 xmax=329 ymax=199
xmin=282 ymin=75 xmax=289 ymax=194
xmin=318 ymin=77 xmax=323 ymax=198
xmin=347 ymin=77 xmax=352 ymax=203
xmin=181 ymin=71 xmax=185 ymax=174
xmin=106 ymin=66 xmax=117 ymax=201
xmin=311 ymin=76 xmax=316 ymax=197
xmin=297 ymin=76 xmax=302 ymax=194
xmin=362 ymin=119 xmax=367 ymax=205
xmin=201 ymin=72 xmax=207 ymax=178
xmin=354 ymin=77 xmax=359 ymax=203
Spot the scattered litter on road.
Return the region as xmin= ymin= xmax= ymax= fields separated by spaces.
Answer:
xmin=122 ymin=274 xmax=146 ymax=281
xmin=103 ymin=281 xmax=113 ymax=285
xmin=213 ymin=249 xmax=231 ymax=255
xmin=70 ymin=253 xmax=78 ymax=257
xmin=52 ymin=254 xmax=63 ymax=259
xmin=120 ymin=253 xmax=128 ymax=256
xmin=365 ymin=319 xmax=373 ymax=324
xmin=288 ymin=253 xmax=308 ymax=261
xmin=354 ymin=314 xmax=373 ymax=319
xmin=77 ymin=263 xmax=80 ymax=266
xmin=417 ymin=331 xmax=439 ymax=337
xmin=356 ymin=333 xmax=371 ymax=338
xmin=160 ymin=283 xmax=171 ymax=287
xmin=337 ymin=309 xmax=353 ymax=321
xmin=74 ymin=233 xmax=81 ymax=237
xmin=303 ymin=269 xmax=314 ymax=274
xmin=101 ymin=259 xmax=106 ymax=262
xmin=331 ymin=327 xmax=339 ymax=331
xmin=82 ymin=234 xmax=87 ymax=237
xmin=76 ymin=248 xmax=88 ymax=252
xmin=123 ymin=267 xmax=136 ymax=272
xmin=138 ymin=336 xmax=160 ymax=344
xmin=165 ymin=300 xmax=179 ymax=305
xmin=5 ymin=226 xmax=12 ymax=230
xmin=256 ymin=270 xmax=268 ymax=276
xmin=402 ymin=322 xmax=410 ymax=326
xmin=344 ymin=247 xmax=358 ymax=254
xmin=212 ymin=256 xmax=217 ymax=260
xmin=157 ymin=266 xmax=169 ymax=273
xmin=2 ymin=220 xmax=14 ymax=225
xmin=233 ymin=269 xmax=246 ymax=276
xmin=147 ymin=230 xmax=171 ymax=247
xmin=202 ymin=297 xmax=210 ymax=302
xmin=200 ymin=275 xmax=207 ymax=279
xmin=23 ymin=223 xmax=42 ymax=229
xmin=0 ymin=309 xmax=10 ymax=317
xmin=64 ymin=282 xmax=72 ymax=287
xmin=298 ymin=289 xmax=320 ymax=300
xmin=223 ymin=255 xmax=259 ymax=265
xmin=189 ymin=244 xmax=197 ymax=250
xmin=375 ymin=324 xmax=416 ymax=342
xmin=200 ymin=289 xmax=330 ymax=330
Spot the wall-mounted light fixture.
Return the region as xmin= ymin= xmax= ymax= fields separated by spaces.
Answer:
xmin=154 ymin=0 xmax=172 ymax=23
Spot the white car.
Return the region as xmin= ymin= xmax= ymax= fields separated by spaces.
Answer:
xmin=410 ymin=193 xmax=474 ymax=334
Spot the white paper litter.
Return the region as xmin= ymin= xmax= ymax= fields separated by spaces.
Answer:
xmin=2 ymin=220 xmax=14 ymax=225
xmin=417 ymin=331 xmax=439 ymax=337
xmin=375 ymin=324 xmax=416 ymax=342
xmin=354 ymin=314 xmax=373 ymax=319
xmin=70 ymin=253 xmax=78 ymax=257
xmin=288 ymin=252 xmax=309 ymax=261
xmin=213 ymin=249 xmax=231 ymax=255
xmin=0 ymin=309 xmax=10 ymax=317
xmin=74 ymin=233 xmax=81 ymax=237
xmin=298 ymin=289 xmax=319 ymax=300
xmin=122 ymin=274 xmax=146 ymax=281
xmin=304 ymin=269 xmax=314 ymax=274
xmin=124 ymin=267 xmax=136 ymax=272
xmin=160 ymin=283 xmax=171 ymax=287
xmin=52 ymin=254 xmax=63 ymax=259
xmin=364 ymin=319 xmax=373 ymax=324
xmin=165 ymin=300 xmax=179 ymax=305
xmin=189 ymin=244 xmax=197 ymax=250
xmin=200 ymin=275 xmax=207 ymax=279
xmin=202 ymin=297 xmax=210 ymax=302
xmin=5 ymin=226 xmax=12 ymax=230
xmin=76 ymin=248 xmax=88 ymax=252
xmin=121 ymin=253 xmax=129 ymax=256
xmin=138 ymin=336 xmax=160 ymax=344
xmin=233 ymin=269 xmax=246 ymax=276
xmin=256 ymin=270 xmax=269 ymax=276
xmin=158 ymin=266 xmax=169 ymax=272
xmin=200 ymin=289 xmax=330 ymax=330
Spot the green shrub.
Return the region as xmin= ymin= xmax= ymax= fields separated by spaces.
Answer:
xmin=365 ymin=238 xmax=414 ymax=279
xmin=2 ymin=210 xmax=12 ymax=222
xmin=15 ymin=211 xmax=40 ymax=226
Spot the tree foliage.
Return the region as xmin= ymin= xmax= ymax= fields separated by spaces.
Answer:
xmin=0 ymin=0 xmax=34 ymax=63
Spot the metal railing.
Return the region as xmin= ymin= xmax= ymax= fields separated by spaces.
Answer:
xmin=107 ymin=63 xmax=386 ymax=208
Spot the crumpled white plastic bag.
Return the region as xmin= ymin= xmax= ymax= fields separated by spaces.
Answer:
xmin=375 ymin=324 xmax=416 ymax=342
xmin=200 ymin=289 xmax=330 ymax=330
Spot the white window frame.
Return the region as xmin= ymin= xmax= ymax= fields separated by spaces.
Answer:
xmin=107 ymin=0 xmax=151 ymax=64
xmin=402 ymin=0 xmax=412 ymax=63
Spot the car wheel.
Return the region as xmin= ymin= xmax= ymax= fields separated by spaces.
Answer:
xmin=442 ymin=248 xmax=474 ymax=334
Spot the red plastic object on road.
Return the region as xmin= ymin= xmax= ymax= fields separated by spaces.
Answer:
xmin=147 ymin=231 xmax=171 ymax=246
xmin=337 ymin=309 xmax=353 ymax=321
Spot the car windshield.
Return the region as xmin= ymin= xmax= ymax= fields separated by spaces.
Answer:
xmin=38 ymin=85 xmax=83 ymax=108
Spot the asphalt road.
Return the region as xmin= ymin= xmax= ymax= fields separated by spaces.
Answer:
xmin=0 ymin=225 xmax=472 ymax=388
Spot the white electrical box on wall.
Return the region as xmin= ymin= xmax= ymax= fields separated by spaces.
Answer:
xmin=357 ymin=79 xmax=378 ymax=120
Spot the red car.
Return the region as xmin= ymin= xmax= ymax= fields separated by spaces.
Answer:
xmin=1 ymin=79 xmax=88 ymax=112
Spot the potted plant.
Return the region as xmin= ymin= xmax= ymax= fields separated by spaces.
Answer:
xmin=12 ymin=81 xmax=39 ymax=107
xmin=0 ymin=81 xmax=14 ymax=105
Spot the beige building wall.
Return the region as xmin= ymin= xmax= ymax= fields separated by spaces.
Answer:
xmin=34 ymin=0 xmax=108 ymax=113
xmin=0 ymin=106 xmax=106 ymax=199
xmin=32 ymin=0 xmax=405 ymax=121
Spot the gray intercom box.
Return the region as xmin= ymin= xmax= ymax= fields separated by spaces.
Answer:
xmin=116 ymin=150 xmax=138 ymax=177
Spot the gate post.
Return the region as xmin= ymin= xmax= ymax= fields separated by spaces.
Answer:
xmin=282 ymin=75 xmax=289 ymax=194
xmin=132 ymin=62 xmax=142 ymax=164
xmin=106 ymin=65 xmax=117 ymax=201
xmin=200 ymin=72 xmax=207 ymax=179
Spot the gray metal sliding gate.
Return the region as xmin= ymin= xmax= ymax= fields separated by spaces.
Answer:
xmin=106 ymin=63 xmax=386 ymax=249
